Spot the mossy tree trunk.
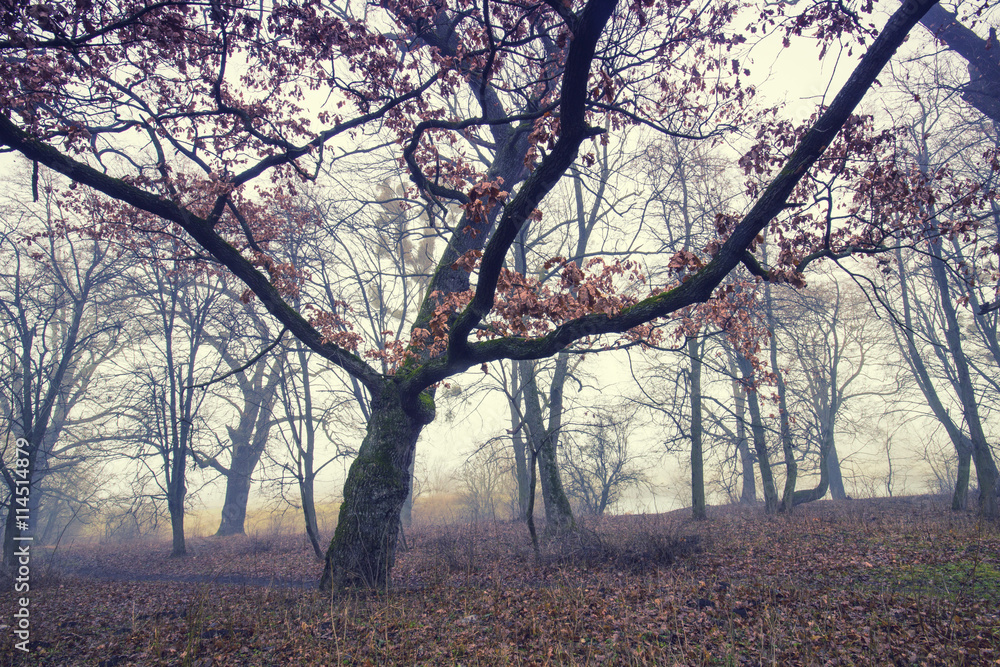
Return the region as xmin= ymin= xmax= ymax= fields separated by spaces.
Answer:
xmin=320 ymin=381 xmax=434 ymax=591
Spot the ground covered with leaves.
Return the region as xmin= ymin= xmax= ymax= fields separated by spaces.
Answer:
xmin=2 ymin=496 xmax=999 ymax=666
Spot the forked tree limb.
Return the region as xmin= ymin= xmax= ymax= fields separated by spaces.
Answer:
xmin=411 ymin=0 xmax=942 ymax=391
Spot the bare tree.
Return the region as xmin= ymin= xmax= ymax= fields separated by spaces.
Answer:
xmin=772 ymin=280 xmax=894 ymax=506
xmin=120 ymin=260 xmax=232 ymax=556
xmin=0 ymin=177 xmax=129 ymax=568
xmin=561 ymin=403 xmax=649 ymax=516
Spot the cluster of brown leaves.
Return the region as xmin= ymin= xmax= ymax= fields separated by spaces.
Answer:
xmin=4 ymin=496 xmax=998 ymax=666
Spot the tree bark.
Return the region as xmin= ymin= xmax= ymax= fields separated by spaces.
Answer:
xmin=791 ymin=442 xmax=830 ymax=506
xmin=955 ymin=444 xmax=972 ymax=510
xmin=301 ymin=478 xmax=323 ymax=559
xmin=167 ymin=445 xmax=187 ymax=558
xmin=216 ymin=360 xmax=281 ymax=536
xmin=216 ymin=463 xmax=253 ymax=538
xmin=319 ymin=382 xmax=433 ymax=591
xmin=736 ymin=354 xmax=778 ymax=513
xmin=729 ymin=356 xmax=757 ymax=505
xmin=826 ymin=438 xmax=848 ymax=500
xmin=508 ymin=362 xmax=531 ymax=519
xmin=917 ymin=4 xmax=1000 ymax=125
xmin=893 ymin=247 xmax=972 ymax=509
xmin=928 ymin=231 xmax=999 ymax=517
xmin=216 ymin=410 xmax=274 ymax=536
xmin=767 ymin=284 xmax=798 ymax=514
xmin=689 ymin=336 xmax=707 ymax=520
xmin=521 ymin=357 xmax=575 ymax=534
xmin=400 ymin=458 xmax=415 ymax=528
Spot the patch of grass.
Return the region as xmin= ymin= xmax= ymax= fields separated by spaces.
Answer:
xmin=882 ymin=560 xmax=1000 ymax=603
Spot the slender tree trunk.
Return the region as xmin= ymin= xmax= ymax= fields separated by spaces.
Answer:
xmin=767 ymin=284 xmax=798 ymax=514
xmin=729 ymin=359 xmax=757 ymax=505
xmin=301 ymin=477 xmax=323 ymax=559
xmin=736 ymin=355 xmax=778 ymax=514
xmin=526 ymin=441 xmax=540 ymax=558
xmin=689 ymin=336 xmax=707 ymax=520
xmin=320 ymin=382 xmax=433 ymax=591
xmin=928 ymin=233 xmax=999 ymax=517
xmin=893 ymin=246 xmax=972 ymax=509
xmin=520 ymin=358 xmax=574 ymax=534
xmin=955 ymin=443 xmax=972 ymax=510
xmin=167 ymin=460 xmax=186 ymax=557
xmin=509 ymin=363 xmax=531 ymax=519
xmin=400 ymin=458 xmax=415 ymax=529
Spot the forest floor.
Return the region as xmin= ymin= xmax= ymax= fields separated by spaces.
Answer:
xmin=2 ymin=495 xmax=999 ymax=666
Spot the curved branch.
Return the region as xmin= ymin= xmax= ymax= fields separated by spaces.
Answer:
xmin=0 ymin=116 xmax=382 ymax=391
xmin=446 ymin=0 xmax=620 ymax=357
xmin=407 ymin=0 xmax=940 ymax=392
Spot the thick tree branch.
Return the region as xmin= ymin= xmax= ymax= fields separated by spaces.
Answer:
xmin=0 ymin=115 xmax=382 ymax=392
xmin=407 ymin=0 xmax=940 ymax=392
xmin=446 ymin=0 xmax=620 ymax=357
xmin=917 ymin=3 xmax=1000 ymax=124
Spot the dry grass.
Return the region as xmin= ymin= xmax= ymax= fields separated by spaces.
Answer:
xmin=3 ymin=495 xmax=999 ymax=666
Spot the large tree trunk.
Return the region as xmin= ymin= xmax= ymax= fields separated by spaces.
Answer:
xmin=216 ymin=427 xmax=269 ymax=537
xmin=216 ymin=466 xmax=252 ymax=538
xmin=826 ymin=437 xmax=847 ymax=500
xmin=320 ymin=382 xmax=433 ymax=591
xmin=217 ymin=366 xmax=280 ymax=536
xmin=792 ymin=426 xmax=831 ymax=506
xmin=917 ymin=4 xmax=1000 ymax=126
xmin=689 ymin=336 xmax=707 ymax=520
